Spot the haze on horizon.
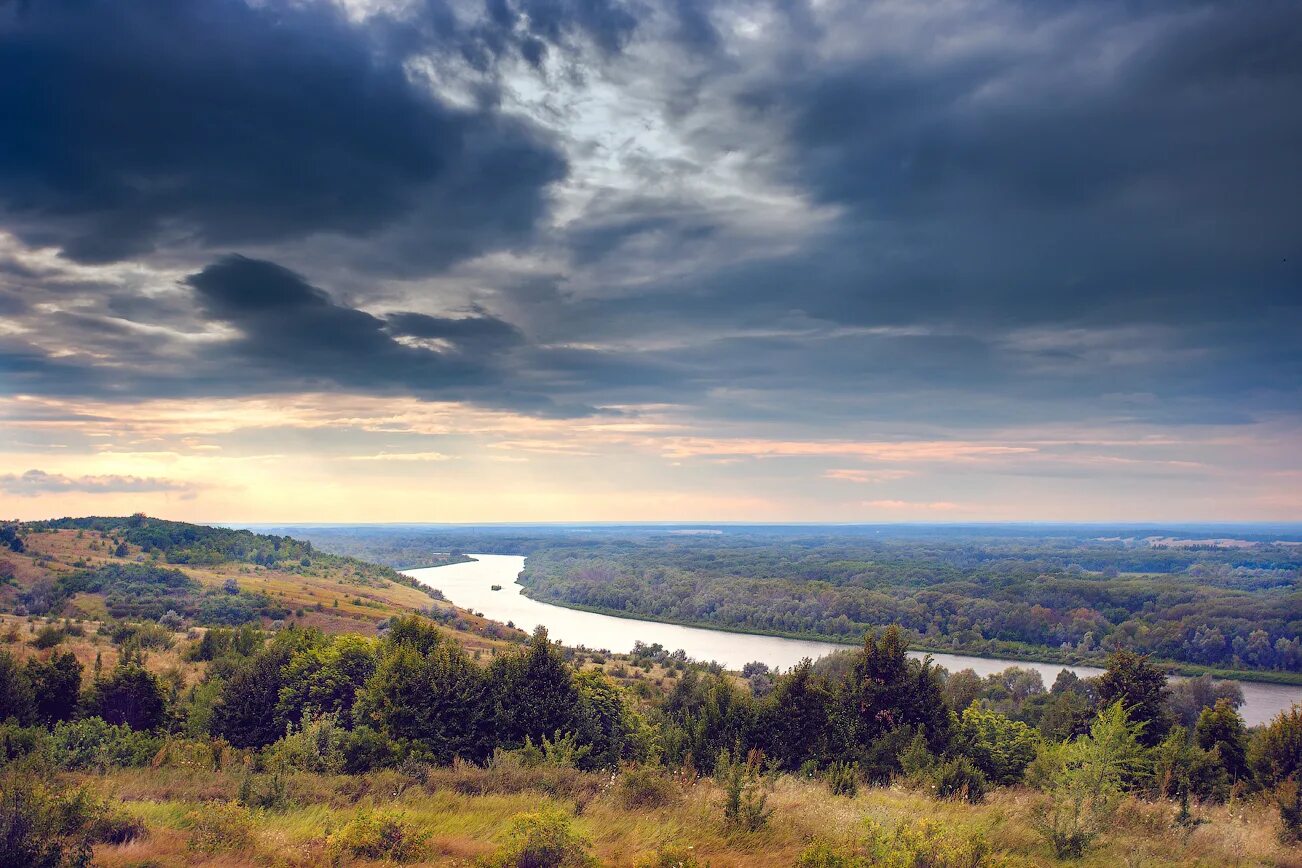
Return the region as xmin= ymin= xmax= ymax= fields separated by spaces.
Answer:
xmin=1 ymin=0 xmax=1299 ymax=524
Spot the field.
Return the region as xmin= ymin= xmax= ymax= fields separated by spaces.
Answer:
xmin=57 ymin=763 xmax=1302 ymax=867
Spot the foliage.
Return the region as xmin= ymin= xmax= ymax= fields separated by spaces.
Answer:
xmin=1194 ymin=698 xmax=1248 ymax=782
xmin=326 ymin=807 xmax=428 ymax=862
xmin=797 ymin=818 xmax=1006 ymax=868
xmin=932 ymin=755 xmax=987 ymax=803
xmin=616 ymin=763 xmax=680 ymax=809
xmin=1249 ymin=702 xmax=1302 ymax=789
xmin=266 ymin=713 xmax=347 ymax=774
xmin=716 ymin=749 xmax=771 ymax=831
xmin=1096 ymin=650 xmax=1171 ymax=747
xmin=825 ymin=760 xmax=858 ymax=797
xmin=86 ymin=662 xmax=167 ymax=730
xmin=0 ymin=650 xmax=36 ymax=725
xmin=25 ymin=652 xmax=82 ymax=726
xmin=758 ymin=658 xmax=832 ymax=770
xmin=50 ymin=717 xmax=163 ymax=769
xmin=488 ymin=808 xmax=595 ymax=868
xmin=186 ymin=801 xmax=254 ymax=853
xmin=0 ymin=774 xmax=142 ymax=867
xmin=953 ymin=702 xmax=1039 ymax=785
xmin=1028 ymin=702 xmax=1147 ymax=858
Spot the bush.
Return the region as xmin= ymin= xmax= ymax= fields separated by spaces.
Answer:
xmin=1275 ymin=777 xmax=1302 ymax=844
xmin=798 ymin=819 xmax=1004 ymax=868
xmin=30 ymin=625 xmax=64 ymax=649
xmin=488 ymin=808 xmax=595 ymax=868
xmin=825 ymin=761 xmax=859 ymax=797
xmin=186 ymin=801 xmax=254 ymax=853
xmin=716 ymin=749 xmax=771 ymax=832
xmin=266 ymin=713 xmax=346 ymax=774
xmin=1029 ymin=703 xmax=1145 ymax=859
xmin=932 ymin=756 xmax=987 ymax=803
xmin=51 ymin=717 xmax=163 ymax=769
xmin=616 ymin=763 xmax=679 ymax=809
xmin=0 ymin=776 xmax=143 ymax=867
xmin=327 ymin=808 xmax=428 ymax=862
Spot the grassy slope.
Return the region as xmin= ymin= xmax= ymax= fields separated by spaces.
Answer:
xmin=1 ymin=527 xmax=513 ymax=652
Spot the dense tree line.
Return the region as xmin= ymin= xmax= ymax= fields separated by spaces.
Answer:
xmin=516 ymin=535 xmax=1302 ymax=674
xmin=3 ymin=618 xmax=1302 ymax=849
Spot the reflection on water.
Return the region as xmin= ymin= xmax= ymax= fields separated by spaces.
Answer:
xmin=404 ymin=553 xmax=1301 ymax=727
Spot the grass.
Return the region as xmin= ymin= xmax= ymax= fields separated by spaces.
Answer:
xmin=1 ymin=528 xmax=520 ymax=653
xmin=69 ymin=764 xmax=1299 ymax=867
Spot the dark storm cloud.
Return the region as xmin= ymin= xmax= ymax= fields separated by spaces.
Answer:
xmin=0 ymin=0 xmax=565 ymax=266
xmin=714 ymin=0 xmax=1302 ymax=329
xmin=1 ymin=0 xmax=1299 ymax=433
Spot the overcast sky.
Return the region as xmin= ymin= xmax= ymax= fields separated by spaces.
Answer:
xmin=1 ymin=0 xmax=1299 ymax=522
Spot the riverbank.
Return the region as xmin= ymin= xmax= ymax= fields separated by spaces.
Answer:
xmin=513 ymin=586 xmax=1302 ymax=687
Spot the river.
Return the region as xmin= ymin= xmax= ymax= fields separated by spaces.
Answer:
xmin=403 ymin=553 xmax=1302 ymax=727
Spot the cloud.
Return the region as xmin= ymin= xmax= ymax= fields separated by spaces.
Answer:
xmin=0 ymin=469 xmax=196 ymax=496
xmin=0 ymin=0 xmax=565 ymax=268
xmin=345 ymin=452 xmax=454 ymax=462
xmin=824 ymin=469 xmax=913 ymax=484
xmin=863 ymin=500 xmax=960 ymax=511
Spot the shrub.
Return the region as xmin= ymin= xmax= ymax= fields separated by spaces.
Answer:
xmin=326 ymin=808 xmax=428 ymax=862
xmin=488 ymin=808 xmax=595 ymax=868
xmin=237 ymin=771 xmax=288 ymax=811
xmin=186 ymin=801 xmax=254 ymax=853
xmin=266 ymin=713 xmax=346 ymax=774
xmin=953 ymin=702 xmax=1039 ymax=786
xmin=1276 ymin=776 xmax=1302 ymax=844
xmin=932 ymin=756 xmax=987 ymax=803
xmin=616 ymin=763 xmax=679 ymax=809
xmin=825 ymin=760 xmax=859 ymax=797
xmin=0 ymin=721 xmax=51 ymax=763
xmin=51 ymin=717 xmax=163 ymax=769
xmin=0 ymin=777 xmax=69 ymax=868
xmin=0 ymin=776 xmax=143 ymax=867
xmin=798 ymin=819 xmax=1005 ymax=868
xmin=30 ymin=625 xmax=65 ymax=649
xmin=716 ymin=749 xmax=771 ymax=832
xmin=1029 ymin=703 xmax=1145 ymax=859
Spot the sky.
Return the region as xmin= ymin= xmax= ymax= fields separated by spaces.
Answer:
xmin=1 ymin=0 xmax=1299 ymax=523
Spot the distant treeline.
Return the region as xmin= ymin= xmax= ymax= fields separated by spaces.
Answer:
xmin=514 ymin=534 xmax=1302 ymax=675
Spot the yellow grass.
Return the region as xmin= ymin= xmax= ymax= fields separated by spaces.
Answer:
xmin=71 ymin=765 xmax=1302 ymax=867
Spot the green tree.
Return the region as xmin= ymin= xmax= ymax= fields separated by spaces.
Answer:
xmin=759 ymin=659 xmax=832 ymax=770
xmin=277 ymin=634 xmax=376 ymax=726
xmin=1195 ymin=698 xmax=1248 ymax=782
xmin=954 ymin=702 xmax=1040 ymax=785
xmin=837 ymin=627 xmax=950 ymax=771
xmin=1030 ymin=702 xmax=1148 ymax=858
xmin=1249 ymin=703 xmax=1302 ymax=789
xmin=661 ymin=668 xmax=755 ymax=773
xmin=213 ymin=627 xmax=323 ymax=747
xmin=1096 ymin=650 xmax=1170 ymax=747
xmin=25 ymin=651 xmax=82 ymax=725
xmin=358 ymin=640 xmax=490 ymax=763
xmin=489 ymin=627 xmax=586 ymax=750
xmin=0 ymin=651 xmax=35 ymax=725
xmin=87 ymin=662 xmax=166 ymax=730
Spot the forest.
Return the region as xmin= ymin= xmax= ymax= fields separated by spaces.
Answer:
xmin=275 ymin=523 xmax=1302 ymax=679
xmin=509 ymin=530 xmax=1302 ymax=679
